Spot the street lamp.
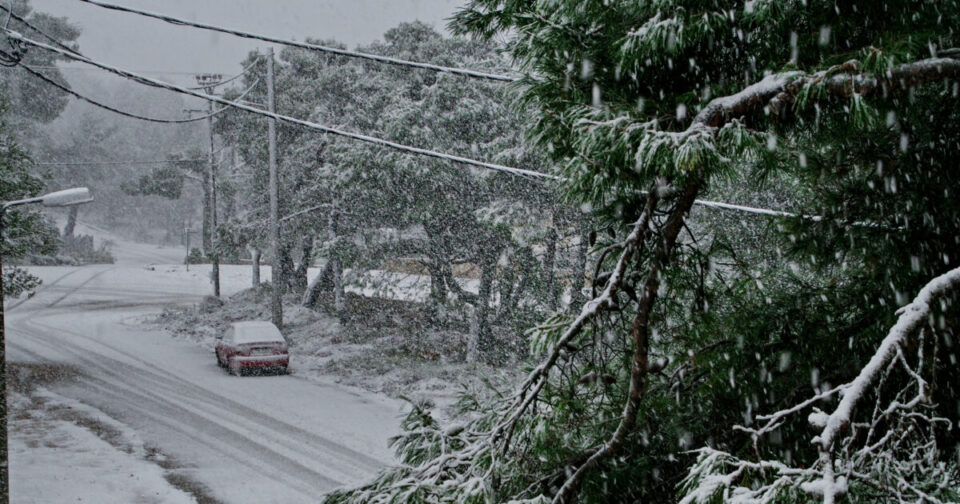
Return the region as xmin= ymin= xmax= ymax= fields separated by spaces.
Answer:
xmin=0 ymin=187 xmax=93 ymax=504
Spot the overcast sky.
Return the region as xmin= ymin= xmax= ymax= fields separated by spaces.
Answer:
xmin=30 ymin=0 xmax=461 ymax=86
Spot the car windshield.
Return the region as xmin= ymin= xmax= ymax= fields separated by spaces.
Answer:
xmin=231 ymin=324 xmax=284 ymax=345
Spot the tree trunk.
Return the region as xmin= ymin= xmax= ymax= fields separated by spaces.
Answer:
xmin=250 ymin=247 xmax=261 ymax=289
xmin=497 ymin=248 xmax=534 ymax=324
xmin=291 ymin=236 xmax=313 ymax=295
xmin=426 ymin=258 xmax=448 ymax=307
xmin=63 ymin=206 xmax=78 ymax=239
xmin=544 ymin=209 xmax=559 ymax=311
xmin=572 ymin=218 xmax=589 ymax=309
xmin=332 ymin=257 xmax=345 ymax=313
xmin=200 ymin=173 xmax=212 ymax=253
xmin=279 ymin=242 xmax=296 ymax=294
xmin=421 ymin=221 xmax=447 ymax=308
xmin=326 ymin=201 xmax=346 ymax=314
xmin=466 ymin=305 xmax=480 ymax=363
xmin=466 ymin=252 xmax=496 ymax=363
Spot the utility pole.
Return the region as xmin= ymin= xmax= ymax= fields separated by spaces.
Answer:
xmin=267 ymin=48 xmax=282 ymax=328
xmin=195 ymin=73 xmax=223 ymax=297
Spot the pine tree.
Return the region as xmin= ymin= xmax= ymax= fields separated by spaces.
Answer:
xmin=0 ymin=0 xmax=80 ymax=127
xmin=0 ymin=98 xmax=59 ymax=297
xmin=327 ymin=1 xmax=960 ymax=503
xmin=222 ymin=23 xmax=560 ymax=354
xmin=1 ymin=0 xmax=81 ymax=296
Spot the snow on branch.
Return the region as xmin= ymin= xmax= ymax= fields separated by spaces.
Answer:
xmin=325 ymin=53 xmax=960 ymax=504
xmin=497 ymin=189 xmax=661 ymax=450
xmin=694 ymin=72 xmax=803 ymax=127
xmin=436 ymin=57 xmax=960 ymax=502
xmin=680 ymin=266 xmax=960 ymax=504
xmin=550 ymin=179 xmax=702 ymax=504
xmin=693 ymin=57 xmax=960 ymax=128
xmin=820 ymin=57 xmax=960 ymax=97
xmin=815 ymin=267 xmax=960 ymax=452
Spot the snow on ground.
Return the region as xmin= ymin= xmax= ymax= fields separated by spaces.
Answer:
xmin=154 ymin=286 xmax=522 ymax=415
xmin=6 ymin=226 xmax=407 ymax=504
xmin=62 ymin=223 xmax=523 ymax=411
xmin=346 ymin=268 xmax=480 ymax=303
xmin=8 ymin=367 xmax=198 ymax=504
xmin=14 ymin=222 xmax=505 ymax=411
xmin=5 ymin=220 xmax=521 ymax=504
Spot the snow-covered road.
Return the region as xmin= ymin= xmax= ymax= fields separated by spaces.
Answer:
xmin=5 ymin=232 xmax=403 ymax=503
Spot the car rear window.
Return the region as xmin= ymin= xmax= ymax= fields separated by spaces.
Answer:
xmin=231 ymin=323 xmax=285 ymax=345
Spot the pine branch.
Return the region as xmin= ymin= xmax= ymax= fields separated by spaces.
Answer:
xmin=680 ymin=266 xmax=960 ymax=504
xmin=495 ymin=187 xmax=661 ymax=452
xmin=810 ymin=265 xmax=960 ymax=504
xmin=552 ymin=178 xmax=701 ymax=503
xmin=696 ymin=56 xmax=960 ymax=128
xmin=542 ymin=53 xmax=960 ymax=503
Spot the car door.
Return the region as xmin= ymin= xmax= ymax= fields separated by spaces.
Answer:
xmin=217 ymin=326 xmax=234 ymax=364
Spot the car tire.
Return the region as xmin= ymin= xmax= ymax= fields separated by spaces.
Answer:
xmin=215 ymin=350 xmax=224 ymax=368
xmin=228 ymin=358 xmax=240 ymax=376
xmin=279 ymin=366 xmax=288 ymax=375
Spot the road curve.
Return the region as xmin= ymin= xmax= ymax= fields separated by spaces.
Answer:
xmin=6 ymin=257 xmax=403 ymax=504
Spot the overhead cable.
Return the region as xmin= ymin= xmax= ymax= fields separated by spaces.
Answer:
xmin=29 ymin=65 xmax=234 ymax=76
xmin=21 ymin=63 xmax=262 ymax=124
xmin=186 ymin=54 xmax=262 ymax=90
xmin=35 ymin=159 xmax=206 ymax=166
xmin=10 ymin=31 xmax=552 ymax=180
xmin=77 ymin=0 xmax=520 ymax=83
xmin=9 ymin=32 xmax=851 ymax=223
xmin=0 ymin=4 xmax=81 ymax=56
xmin=691 ymin=198 xmax=819 ymax=220
xmin=22 ymin=64 xmax=220 ymax=123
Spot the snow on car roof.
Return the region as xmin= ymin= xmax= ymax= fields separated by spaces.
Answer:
xmin=230 ymin=321 xmax=285 ymax=344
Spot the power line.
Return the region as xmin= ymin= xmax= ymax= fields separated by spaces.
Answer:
xmin=0 ymin=2 xmax=249 ymax=84
xmin=186 ymin=54 xmax=262 ymax=91
xmin=22 ymin=64 xmax=216 ymax=124
xmin=77 ymin=0 xmax=521 ymax=83
xmin=34 ymin=159 xmax=205 ymax=166
xmin=0 ymin=4 xmax=81 ymax=56
xmin=691 ymin=198 xmax=819 ymax=220
xmin=9 ymin=31 xmax=553 ymax=181
xmin=8 ymin=32 xmax=847 ymax=223
xmin=21 ymin=63 xmax=262 ymax=124
xmin=28 ymin=65 xmax=234 ymax=76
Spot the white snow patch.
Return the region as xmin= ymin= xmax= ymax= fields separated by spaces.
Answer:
xmin=9 ymin=389 xmax=197 ymax=504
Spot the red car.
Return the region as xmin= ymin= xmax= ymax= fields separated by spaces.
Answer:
xmin=216 ymin=321 xmax=289 ymax=375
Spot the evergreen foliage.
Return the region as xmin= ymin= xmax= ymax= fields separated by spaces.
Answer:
xmin=219 ymin=23 xmax=567 ymax=357
xmin=326 ymin=1 xmax=960 ymax=503
xmin=122 ymin=162 xmax=187 ymax=200
xmin=0 ymin=98 xmax=59 ymax=297
xmin=0 ymin=0 xmax=80 ymax=125
xmin=0 ymin=0 xmax=79 ymax=296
